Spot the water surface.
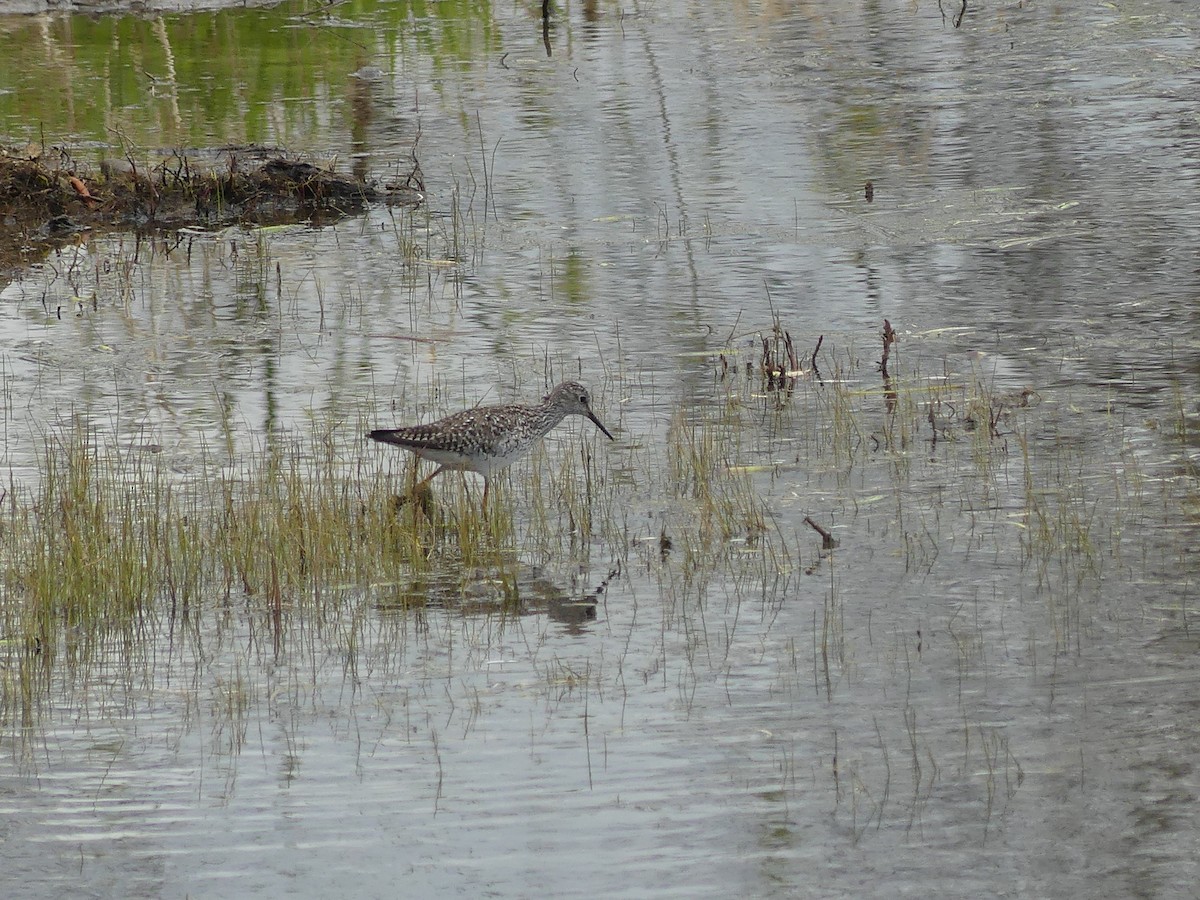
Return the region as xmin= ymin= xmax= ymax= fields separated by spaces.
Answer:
xmin=2 ymin=2 xmax=1199 ymax=897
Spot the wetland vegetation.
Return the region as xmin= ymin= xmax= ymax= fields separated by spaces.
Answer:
xmin=2 ymin=1 xmax=1199 ymax=897
xmin=3 ymin=283 xmax=1188 ymax=744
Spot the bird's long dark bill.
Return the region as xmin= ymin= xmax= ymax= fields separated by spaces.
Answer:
xmin=587 ymin=411 xmax=615 ymax=440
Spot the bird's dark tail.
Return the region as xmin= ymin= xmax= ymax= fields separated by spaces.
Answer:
xmin=368 ymin=429 xmax=403 ymax=445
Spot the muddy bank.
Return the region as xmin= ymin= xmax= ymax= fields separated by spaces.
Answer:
xmin=0 ymin=144 xmax=423 ymax=271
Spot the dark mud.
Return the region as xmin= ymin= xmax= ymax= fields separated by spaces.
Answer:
xmin=0 ymin=144 xmax=423 ymax=271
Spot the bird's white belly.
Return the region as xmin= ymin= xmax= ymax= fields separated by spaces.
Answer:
xmin=468 ymin=448 xmax=525 ymax=476
xmin=410 ymin=445 xmax=524 ymax=476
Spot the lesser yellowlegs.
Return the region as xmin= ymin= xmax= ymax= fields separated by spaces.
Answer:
xmin=368 ymin=380 xmax=614 ymax=505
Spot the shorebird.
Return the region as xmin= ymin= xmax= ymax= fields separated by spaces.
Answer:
xmin=368 ymin=381 xmax=614 ymax=506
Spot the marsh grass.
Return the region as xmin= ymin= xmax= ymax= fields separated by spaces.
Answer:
xmin=0 ymin=317 xmax=1182 ymax=774
xmin=691 ymin=330 xmax=1146 ymax=647
xmin=666 ymin=403 xmax=768 ymax=548
xmin=0 ymin=412 xmax=562 ymax=730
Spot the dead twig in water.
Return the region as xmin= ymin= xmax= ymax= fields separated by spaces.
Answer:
xmin=804 ymin=516 xmax=837 ymax=552
xmin=880 ymin=319 xmax=897 ymax=379
xmin=880 ymin=319 xmax=898 ymax=414
xmin=939 ymin=0 xmax=968 ymax=28
xmin=760 ymin=283 xmax=797 ymax=393
xmin=803 ymin=516 xmax=837 ymax=576
xmin=404 ymin=122 xmax=425 ymax=193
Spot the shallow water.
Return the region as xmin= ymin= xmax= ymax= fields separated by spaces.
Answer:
xmin=2 ymin=1 xmax=1200 ymax=897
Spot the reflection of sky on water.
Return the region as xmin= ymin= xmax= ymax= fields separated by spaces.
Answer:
xmin=1 ymin=1 xmax=1197 ymax=452
xmin=1 ymin=2 xmax=1200 ymax=898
